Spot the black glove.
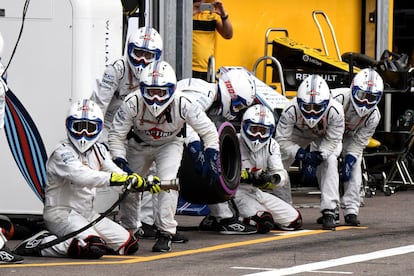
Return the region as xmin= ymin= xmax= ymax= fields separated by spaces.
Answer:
xmin=188 ymin=141 xmax=204 ymax=174
xmin=113 ymin=157 xmax=133 ymax=174
xmin=301 ymin=163 xmax=318 ymax=182
xmin=241 ymin=168 xmax=281 ymax=189
xmin=295 ymin=148 xmax=308 ymax=161
xmin=204 ymin=148 xmax=220 ymax=182
xmin=295 ymin=148 xmax=323 ymax=166
xmin=341 ymin=154 xmax=357 ymax=182
xmin=307 ymin=151 xmax=323 ymax=166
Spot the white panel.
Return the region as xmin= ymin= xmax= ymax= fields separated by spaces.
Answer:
xmin=0 ymin=0 xmax=122 ymax=215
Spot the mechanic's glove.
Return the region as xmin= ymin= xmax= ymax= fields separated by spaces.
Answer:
xmin=204 ymin=148 xmax=220 ymax=182
xmin=252 ymin=170 xmax=281 ymax=190
xmin=295 ymin=148 xmax=323 ymax=167
xmin=188 ymin=141 xmax=204 ymax=174
xmin=110 ymin=172 xmax=145 ymax=192
xmin=257 ymin=173 xmax=281 ymax=190
xmin=307 ymin=151 xmax=323 ymax=167
xmin=295 ymin=148 xmax=308 ymax=161
xmin=148 ymin=175 xmax=162 ymax=194
xmin=241 ymin=168 xmax=254 ymax=183
xmin=341 ymin=154 xmax=357 ymax=182
xmin=301 ymin=163 xmax=318 ymax=182
xmin=113 ymin=157 xmax=133 ymax=174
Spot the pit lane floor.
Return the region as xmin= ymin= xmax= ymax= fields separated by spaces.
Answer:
xmin=2 ymin=187 xmax=414 ymax=276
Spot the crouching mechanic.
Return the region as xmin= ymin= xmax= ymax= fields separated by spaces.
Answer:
xmin=13 ymin=99 xmax=160 ymax=259
xmin=330 ymin=68 xmax=384 ymax=226
xmin=234 ymin=104 xmax=303 ymax=233
xmin=177 ymin=67 xmax=258 ymax=234
xmin=275 ymin=75 xmax=345 ymax=231
xmin=108 ymin=61 xmax=220 ymax=252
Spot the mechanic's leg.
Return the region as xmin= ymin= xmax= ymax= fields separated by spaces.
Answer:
xmin=152 ymin=140 xmax=183 ymax=252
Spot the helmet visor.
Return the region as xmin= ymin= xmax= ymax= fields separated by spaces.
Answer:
xmin=142 ymin=87 xmax=171 ymax=105
xmin=231 ymin=96 xmax=249 ymax=115
xmin=353 ymin=88 xmax=380 ymax=107
xmin=300 ymin=102 xmax=325 ymax=114
xmin=129 ymin=46 xmax=156 ymax=66
xmin=67 ymin=119 xmax=102 ymax=139
xmin=243 ymin=121 xmax=273 ymax=142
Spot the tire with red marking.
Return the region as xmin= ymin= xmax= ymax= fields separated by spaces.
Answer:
xmin=178 ymin=121 xmax=241 ymax=204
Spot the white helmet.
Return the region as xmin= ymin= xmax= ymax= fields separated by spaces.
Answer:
xmin=127 ymin=27 xmax=163 ymax=78
xmin=140 ymin=60 xmax=177 ymax=117
xmin=297 ymin=75 xmax=330 ymax=128
xmin=241 ymin=104 xmax=275 ymax=152
xmin=66 ymin=99 xmax=104 ymax=153
xmin=350 ymin=68 xmax=383 ymax=117
xmin=218 ymin=68 xmax=256 ymax=120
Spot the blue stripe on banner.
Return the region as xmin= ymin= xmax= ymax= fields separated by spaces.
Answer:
xmin=4 ymin=90 xmax=47 ymax=202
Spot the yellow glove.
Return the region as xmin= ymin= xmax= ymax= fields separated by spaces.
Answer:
xmin=110 ymin=172 xmax=145 ymax=192
xmin=128 ymin=173 xmax=146 ymax=192
xmin=257 ymin=182 xmax=276 ymax=190
xmin=241 ymin=169 xmax=253 ymax=183
xmin=148 ymin=175 xmax=162 ymax=194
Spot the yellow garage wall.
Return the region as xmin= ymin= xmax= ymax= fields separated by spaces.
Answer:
xmin=214 ymin=0 xmax=362 ymax=83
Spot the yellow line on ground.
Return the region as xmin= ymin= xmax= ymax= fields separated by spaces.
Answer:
xmin=0 ymin=226 xmax=366 ymax=268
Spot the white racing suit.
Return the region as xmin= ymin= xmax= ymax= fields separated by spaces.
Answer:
xmin=108 ymin=91 xmax=219 ymax=235
xmin=90 ymin=58 xmax=140 ymax=142
xmin=234 ymin=135 xmax=302 ymax=229
xmin=275 ymin=97 xmax=344 ymax=213
xmin=176 ymin=78 xmax=236 ymax=221
xmin=42 ymin=141 xmax=136 ymax=257
xmin=331 ymin=88 xmax=381 ymax=216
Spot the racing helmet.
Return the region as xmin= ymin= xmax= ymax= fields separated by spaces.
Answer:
xmin=218 ymin=68 xmax=256 ymax=120
xmin=66 ymin=99 xmax=104 ymax=153
xmin=350 ymin=68 xmax=384 ymax=117
xmin=127 ymin=27 xmax=163 ymax=78
xmin=297 ymin=74 xmax=330 ymax=128
xmin=241 ymin=104 xmax=275 ymax=152
xmin=140 ymin=60 xmax=177 ymax=117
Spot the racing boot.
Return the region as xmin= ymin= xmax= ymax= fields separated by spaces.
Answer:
xmin=321 ymin=210 xmax=336 ymax=231
xmin=344 ymin=214 xmax=360 ymax=226
xmin=317 ymin=206 xmax=340 ymax=225
xmin=152 ymin=232 xmax=172 ymax=252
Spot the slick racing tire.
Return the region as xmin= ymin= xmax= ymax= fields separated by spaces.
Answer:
xmin=178 ymin=122 xmax=241 ymax=204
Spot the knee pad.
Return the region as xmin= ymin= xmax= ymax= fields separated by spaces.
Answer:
xmin=0 ymin=215 xmax=14 ymax=240
xmin=120 ymin=232 xmax=139 ymax=255
xmin=243 ymin=211 xmax=274 ymax=234
xmin=67 ymin=235 xmax=109 ymax=259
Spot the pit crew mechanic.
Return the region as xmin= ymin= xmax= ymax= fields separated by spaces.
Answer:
xmin=90 ymin=26 xmax=163 ymax=142
xmin=330 ymin=68 xmax=384 ymax=226
xmin=275 ymin=75 xmax=345 ymax=231
xmin=108 ymin=61 xmax=220 ymax=252
xmin=90 ymin=26 xmax=164 ymax=239
xmin=13 ymin=99 xmax=160 ymax=259
xmin=235 ymin=104 xmax=303 ymax=233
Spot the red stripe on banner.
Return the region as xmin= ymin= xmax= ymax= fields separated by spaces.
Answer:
xmin=6 ymin=97 xmax=44 ymax=198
